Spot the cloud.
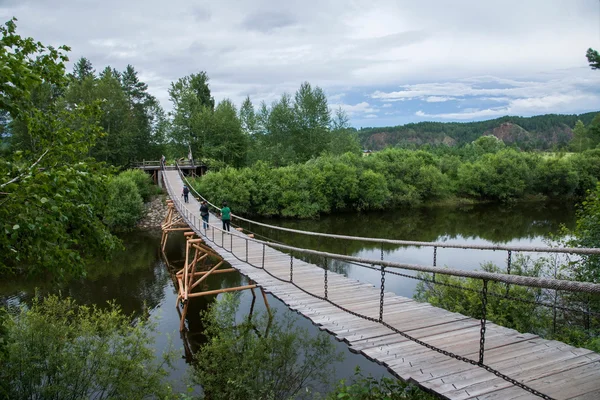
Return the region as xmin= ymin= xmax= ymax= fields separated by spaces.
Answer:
xmin=425 ymin=96 xmax=454 ymax=103
xmin=416 ymin=93 xmax=600 ymax=120
xmin=241 ymin=11 xmax=296 ymax=33
xmin=331 ymin=101 xmax=378 ymax=116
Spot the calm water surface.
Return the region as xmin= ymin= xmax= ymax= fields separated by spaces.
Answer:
xmin=0 ymin=201 xmax=577 ymax=394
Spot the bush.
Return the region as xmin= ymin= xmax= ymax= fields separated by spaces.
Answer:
xmin=119 ymin=169 xmax=155 ymax=202
xmin=191 ymin=147 xmax=600 ymax=218
xmin=104 ymin=174 xmax=145 ymax=231
xmin=0 ymin=295 xmax=175 ymax=400
xmin=193 ymin=293 xmax=344 ymax=400
xmin=327 ymin=367 xmax=438 ymax=400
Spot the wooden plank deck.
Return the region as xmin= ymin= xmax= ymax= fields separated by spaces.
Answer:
xmin=164 ymin=170 xmax=600 ymax=400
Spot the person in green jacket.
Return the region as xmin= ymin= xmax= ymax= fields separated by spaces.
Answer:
xmin=220 ymin=201 xmax=231 ymax=232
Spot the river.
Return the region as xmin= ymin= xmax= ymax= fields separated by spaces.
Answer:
xmin=0 ymin=200 xmax=577 ymax=396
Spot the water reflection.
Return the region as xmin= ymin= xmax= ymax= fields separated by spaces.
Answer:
xmin=245 ymin=202 xmax=577 ymax=299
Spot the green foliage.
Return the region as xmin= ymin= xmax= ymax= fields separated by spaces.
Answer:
xmin=237 ymin=83 xmax=360 ymax=167
xmin=62 ymin=60 xmax=167 ymax=166
xmin=119 ymin=169 xmax=154 ymax=202
xmin=587 ymin=48 xmax=600 ymax=70
xmin=415 ymin=248 xmax=600 ymax=351
xmin=193 ymin=293 xmax=344 ymax=400
xmin=415 ymin=260 xmax=547 ymax=335
xmin=192 ymin=145 xmax=600 ymax=218
xmin=327 ymin=367 xmax=437 ymax=400
xmin=457 ymin=149 xmax=535 ymax=201
xmin=0 ymin=295 xmax=174 ymax=400
xmin=0 ymin=19 xmax=121 ymax=280
xmin=567 ymin=183 xmax=600 ymax=282
xmin=103 ymin=171 xmax=146 ymax=232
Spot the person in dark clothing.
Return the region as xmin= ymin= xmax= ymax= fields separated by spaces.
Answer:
xmin=182 ymin=185 xmax=189 ymax=203
xmin=221 ymin=201 xmax=231 ymax=232
xmin=200 ymin=201 xmax=209 ymax=229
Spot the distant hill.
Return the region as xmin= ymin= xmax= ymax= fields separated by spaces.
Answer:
xmin=357 ymin=112 xmax=599 ymax=150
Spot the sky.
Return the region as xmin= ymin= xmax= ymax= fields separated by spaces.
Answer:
xmin=2 ymin=0 xmax=600 ymax=128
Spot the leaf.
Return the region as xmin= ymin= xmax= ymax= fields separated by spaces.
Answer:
xmin=40 ymin=197 xmax=48 ymax=203
xmin=12 ymin=224 xmax=19 ymax=230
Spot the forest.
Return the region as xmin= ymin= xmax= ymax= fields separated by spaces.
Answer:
xmin=358 ymin=112 xmax=600 ymax=150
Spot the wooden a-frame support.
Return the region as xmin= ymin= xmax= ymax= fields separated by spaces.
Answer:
xmin=161 ymin=198 xmax=271 ymax=331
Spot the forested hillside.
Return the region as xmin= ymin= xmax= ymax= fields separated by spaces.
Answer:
xmin=359 ymin=112 xmax=599 ymax=150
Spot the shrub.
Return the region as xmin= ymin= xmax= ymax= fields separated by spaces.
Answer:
xmin=327 ymin=367 xmax=438 ymax=400
xmin=0 ymin=295 xmax=175 ymax=400
xmin=104 ymin=174 xmax=144 ymax=231
xmin=119 ymin=169 xmax=155 ymax=202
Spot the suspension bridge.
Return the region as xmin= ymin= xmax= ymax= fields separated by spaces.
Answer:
xmin=157 ymin=163 xmax=600 ymax=400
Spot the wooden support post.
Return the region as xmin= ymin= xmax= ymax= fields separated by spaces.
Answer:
xmin=187 ymin=284 xmax=257 ymax=298
xmin=177 ymin=268 xmax=236 ymax=278
xmin=183 ymin=241 xmax=190 ymax=300
xmin=180 ymin=299 xmax=189 ymax=331
xmin=261 ymin=287 xmax=272 ymax=318
xmin=191 ymin=261 xmax=224 ymax=290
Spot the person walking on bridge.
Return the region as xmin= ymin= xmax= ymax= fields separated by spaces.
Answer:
xmin=182 ymin=185 xmax=189 ymax=203
xmin=220 ymin=202 xmax=231 ymax=232
xmin=200 ymin=200 xmax=209 ymax=230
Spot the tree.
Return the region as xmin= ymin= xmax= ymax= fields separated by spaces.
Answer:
xmin=0 ymin=18 xmax=121 ymax=279
xmin=587 ymin=48 xmax=600 ymax=70
xmin=210 ymin=99 xmax=248 ymax=167
xmin=71 ymin=57 xmax=95 ymax=81
xmin=471 ymin=135 xmax=505 ymax=154
xmin=293 ymin=82 xmax=331 ymax=162
xmin=570 ymin=119 xmax=592 ymax=152
xmin=168 ymin=71 xmax=215 ymax=159
xmin=328 ymin=107 xmax=361 ymax=156
xmin=239 ymin=95 xmax=257 ymax=135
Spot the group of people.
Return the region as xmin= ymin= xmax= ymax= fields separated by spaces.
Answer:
xmin=182 ymin=184 xmax=231 ymax=231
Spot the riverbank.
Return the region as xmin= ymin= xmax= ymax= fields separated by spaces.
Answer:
xmin=137 ymin=194 xmax=169 ymax=230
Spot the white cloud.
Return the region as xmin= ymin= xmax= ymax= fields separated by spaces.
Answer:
xmin=331 ymin=101 xmax=378 ymax=116
xmin=425 ymin=96 xmax=454 ymax=103
xmin=364 ymin=114 xmax=378 ymax=118
xmin=382 ymin=103 xmax=392 ymax=108
xmin=416 ymin=93 xmax=600 ymax=120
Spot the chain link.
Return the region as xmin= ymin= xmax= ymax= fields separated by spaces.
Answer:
xmin=379 ymin=265 xmax=386 ymax=322
xmin=324 ymin=257 xmax=328 ymax=299
xmin=505 ymin=250 xmax=513 ymax=296
xmin=479 ymin=280 xmax=488 ymax=365
xmin=433 ymin=246 xmax=437 ymax=283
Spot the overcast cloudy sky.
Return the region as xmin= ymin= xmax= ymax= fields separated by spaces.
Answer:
xmin=2 ymin=0 xmax=600 ymax=127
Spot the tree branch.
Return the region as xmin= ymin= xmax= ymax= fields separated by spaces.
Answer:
xmin=0 ymin=148 xmax=49 ymax=189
